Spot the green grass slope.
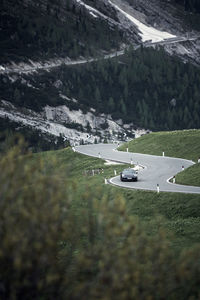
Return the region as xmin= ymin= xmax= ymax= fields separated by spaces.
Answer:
xmin=2 ymin=142 xmax=200 ymax=299
xmin=119 ymin=130 xmax=200 ymax=162
xmin=36 ymin=147 xmax=200 ymax=253
xmin=119 ymin=129 xmax=200 ymax=187
xmin=175 ymin=163 xmax=200 ymax=186
xmin=38 ymin=147 xmax=127 ymax=187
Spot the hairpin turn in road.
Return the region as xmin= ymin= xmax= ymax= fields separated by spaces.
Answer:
xmin=75 ymin=143 xmax=200 ymax=194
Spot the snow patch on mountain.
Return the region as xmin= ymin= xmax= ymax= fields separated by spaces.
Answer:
xmin=59 ymin=94 xmax=78 ymax=104
xmin=76 ymin=0 xmax=101 ymax=17
xmin=108 ymin=0 xmax=176 ymax=43
xmin=89 ymin=11 xmax=98 ymax=18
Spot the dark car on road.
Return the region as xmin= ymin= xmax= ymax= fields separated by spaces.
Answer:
xmin=120 ymin=168 xmax=138 ymax=182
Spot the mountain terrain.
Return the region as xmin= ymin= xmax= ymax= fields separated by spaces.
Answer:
xmin=0 ymin=0 xmax=200 ymax=149
xmin=1 ymin=2 xmax=200 ymax=296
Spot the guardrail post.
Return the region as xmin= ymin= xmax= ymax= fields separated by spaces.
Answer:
xmin=157 ymin=184 xmax=160 ymax=194
xmin=162 ymin=151 xmax=165 ymax=157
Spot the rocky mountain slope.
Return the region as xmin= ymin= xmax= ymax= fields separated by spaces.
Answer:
xmin=0 ymin=0 xmax=200 ymax=148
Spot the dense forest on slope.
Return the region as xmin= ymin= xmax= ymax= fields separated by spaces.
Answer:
xmin=2 ymin=47 xmax=200 ymax=131
xmin=63 ymin=47 xmax=200 ymax=130
xmin=174 ymin=0 xmax=200 ymax=12
xmin=0 ymin=118 xmax=69 ymax=152
xmin=125 ymin=0 xmax=200 ymax=31
xmin=173 ymin=0 xmax=200 ymax=29
xmin=126 ymin=0 xmax=200 ymax=13
xmin=0 ymin=0 xmax=125 ymax=63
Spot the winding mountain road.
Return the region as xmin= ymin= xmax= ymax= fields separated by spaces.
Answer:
xmin=75 ymin=143 xmax=200 ymax=194
xmin=0 ymin=37 xmax=199 ymax=75
xmin=1 ymin=0 xmax=200 ymax=75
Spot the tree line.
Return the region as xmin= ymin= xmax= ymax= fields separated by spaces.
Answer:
xmin=174 ymin=0 xmax=200 ymax=12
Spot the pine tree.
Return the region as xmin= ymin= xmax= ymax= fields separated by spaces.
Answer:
xmin=94 ymin=87 xmax=101 ymax=109
xmin=14 ymin=88 xmax=21 ymax=105
xmin=108 ymin=97 xmax=115 ymax=111
xmin=183 ymin=106 xmax=191 ymax=128
xmin=120 ymin=98 xmax=127 ymax=116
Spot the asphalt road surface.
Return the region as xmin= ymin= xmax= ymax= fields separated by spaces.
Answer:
xmin=75 ymin=143 xmax=200 ymax=194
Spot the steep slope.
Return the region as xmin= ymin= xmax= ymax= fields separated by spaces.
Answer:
xmin=119 ymin=129 xmax=200 ymax=161
xmin=2 ymin=46 xmax=200 ymax=135
xmin=1 ymin=0 xmax=200 ymax=148
xmin=1 ymin=0 xmax=200 ymax=65
xmin=0 ymin=0 xmax=133 ymax=64
xmin=109 ymin=0 xmax=200 ymax=66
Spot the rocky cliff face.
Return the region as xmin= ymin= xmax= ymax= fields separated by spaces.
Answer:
xmin=0 ymin=100 xmax=140 ymax=144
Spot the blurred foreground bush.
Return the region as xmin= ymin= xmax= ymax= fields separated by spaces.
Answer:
xmin=0 ymin=140 xmax=200 ymax=299
xmin=0 ymin=139 xmax=78 ymax=299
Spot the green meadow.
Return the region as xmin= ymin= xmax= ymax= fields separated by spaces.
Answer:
xmin=37 ymin=144 xmax=200 ymax=253
xmin=1 ymin=132 xmax=200 ymax=298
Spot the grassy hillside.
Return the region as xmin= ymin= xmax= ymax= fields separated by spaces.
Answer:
xmin=1 ymin=141 xmax=200 ymax=298
xmin=175 ymin=163 xmax=200 ymax=186
xmin=36 ymin=146 xmax=200 ymax=252
xmin=38 ymin=147 xmax=128 ymax=189
xmin=119 ymin=129 xmax=200 ymax=186
xmin=119 ymin=129 xmax=200 ymax=162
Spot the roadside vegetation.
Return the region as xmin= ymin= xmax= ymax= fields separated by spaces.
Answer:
xmin=0 ymin=136 xmax=200 ymax=298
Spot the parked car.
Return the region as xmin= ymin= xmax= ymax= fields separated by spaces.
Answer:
xmin=120 ymin=168 xmax=138 ymax=182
